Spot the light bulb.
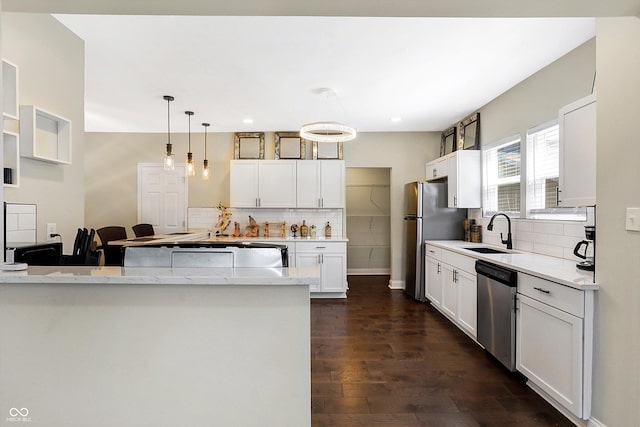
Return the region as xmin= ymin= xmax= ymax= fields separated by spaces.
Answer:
xmin=164 ymin=151 xmax=174 ymax=171
xmin=202 ymin=159 xmax=210 ymax=180
xmin=187 ymin=152 xmax=195 ymax=176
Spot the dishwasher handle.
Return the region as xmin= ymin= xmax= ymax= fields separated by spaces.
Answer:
xmin=475 ymin=260 xmax=517 ymax=287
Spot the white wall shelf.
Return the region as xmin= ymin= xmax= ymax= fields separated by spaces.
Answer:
xmin=19 ymin=105 xmax=72 ymax=164
xmin=3 ymin=130 xmax=20 ymax=187
xmin=2 ymin=59 xmax=19 ymax=120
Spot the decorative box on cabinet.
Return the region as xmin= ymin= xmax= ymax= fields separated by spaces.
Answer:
xmin=296 ymin=241 xmax=347 ymax=296
xmin=2 ymin=59 xmax=19 ymax=120
xmin=558 ymin=94 xmax=596 ymax=207
xmin=516 ymin=273 xmax=593 ymax=420
xmin=296 ymin=160 xmax=345 ymax=208
xmin=3 ymin=130 xmax=20 ymax=187
xmin=229 ymin=160 xmax=297 ymax=208
xmin=19 ymin=105 xmax=72 ymax=164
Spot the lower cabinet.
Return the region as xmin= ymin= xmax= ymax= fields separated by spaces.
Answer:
xmin=516 ymin=272 xmax=592 ymax=420
xmin=425 ymin=246 xmax=477 ymax=339
xmin=296 ymin=241 xmax=347 ymax=295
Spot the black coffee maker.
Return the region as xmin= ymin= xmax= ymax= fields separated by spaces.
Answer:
xmin=573 ymin=225 xmax=595 ymax=271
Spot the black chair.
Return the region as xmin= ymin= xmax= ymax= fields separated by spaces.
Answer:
xmin=62 ymin=228 xmax=101 ymax=266
xmin=132 ymin=223 xmax=155 ymax=237
xmin=96 ymin=226 xmax=127 ymax=266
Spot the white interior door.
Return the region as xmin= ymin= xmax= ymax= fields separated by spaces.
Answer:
xmin=138 ymin=163 xmax=188 ymax=234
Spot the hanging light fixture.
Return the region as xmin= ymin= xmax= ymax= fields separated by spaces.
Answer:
xmin=202 ymin=122 xmax=210 ymax=180
xmin=163 ymin=95 xmax=175 ymax=170
xmin=300 ymin=88 xmax=356 ymax=143
xmin=185 ymin=110 xmax=195 ymax=176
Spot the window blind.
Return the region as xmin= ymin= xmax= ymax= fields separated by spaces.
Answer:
xmin=483 ymin=137 xmax=521 ymax=216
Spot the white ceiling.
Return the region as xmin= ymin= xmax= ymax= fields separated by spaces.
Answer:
xmin=53 ymin=15 xmax=595 ymax=133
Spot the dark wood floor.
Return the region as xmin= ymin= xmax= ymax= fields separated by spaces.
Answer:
xmin=311 ymin=275 xmax=574 ymax=427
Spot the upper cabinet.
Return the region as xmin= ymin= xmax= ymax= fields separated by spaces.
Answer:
xmin=297 ymin=160 xmax=345 ymax=208
xmin=558 ymin=94 xmax=596 ymax=207
xmin=230 ymin=160 xmax=297 ymax=208
xmin=425 ymin=156 xmax=448 ymax=181
xmin=20 ymin=105 xmax=72 ymax=164
xmin=447 ymin=150 xmax=481 ymax=208
xmin=2 ymin=59 xmax=19 ymax=120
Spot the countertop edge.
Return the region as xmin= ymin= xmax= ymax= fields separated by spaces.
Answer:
xmin=425 ymin=240 xmax=599 ymax=291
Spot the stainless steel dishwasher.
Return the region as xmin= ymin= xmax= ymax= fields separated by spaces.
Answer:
xmin=475 ymin=260 xmax=518 ymax=371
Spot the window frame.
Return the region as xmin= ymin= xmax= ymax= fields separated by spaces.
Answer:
xmin=482 ymin=134 xmax=523 ymax=218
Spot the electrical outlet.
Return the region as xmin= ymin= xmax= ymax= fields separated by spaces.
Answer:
xmin=46 ymin=223 xmax=57 ymax=241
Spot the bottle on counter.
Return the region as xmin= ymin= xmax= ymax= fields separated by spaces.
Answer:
xmin=324 ymin=222 xmax=332 ymax=238
xmin=300 ymin=220 xmax=309 ymax=238
xmin=310 ymin=225 xmax=316 ymax=239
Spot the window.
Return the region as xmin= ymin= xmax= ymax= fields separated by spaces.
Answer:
xmin=526 ymin=121 xmax=586 ymax=220
xmin=483 ymin=136 xmax=521 ymax=217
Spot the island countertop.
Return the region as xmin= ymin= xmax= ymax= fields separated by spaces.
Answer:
xmin=0 ymin=265 xmax=320 ymax=286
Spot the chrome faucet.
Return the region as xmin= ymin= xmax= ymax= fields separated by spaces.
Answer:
xmin=487 ymin=212 xmax=513 ymax=250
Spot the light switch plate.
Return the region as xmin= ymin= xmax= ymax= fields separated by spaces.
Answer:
xmin=625 ymin=208 xmax=640 ymax=231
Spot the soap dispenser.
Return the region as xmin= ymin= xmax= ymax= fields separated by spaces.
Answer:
xmin=324 ymin=222 xmax=332 ymax=238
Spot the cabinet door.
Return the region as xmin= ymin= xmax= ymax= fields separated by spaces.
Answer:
xmin=559 ymin=95 xmax=596 ymax=207
xmin=229 ymin=161 xmax=259 ymax=207
xmin=296 ymin=161 xmax=321 ymax=208
xmin=456 ymin=269 xmax=477 ymax=338
xmin=440 ymin=263 xmax=457 ymax=320
xmin=321 ymin=253 xmax=346 ymax=292
xmin=517 ymin=294 xmax=583 ymax=418
xmin=425 ymin=157 xmax=449 ymax=181
xmin=447 ymin=151 xmax=481 ymax=208
xmin=258 ymin=161 xmax=297 ymax=207
xmin=425 ymin=256 xmax=442 ymax=308
xmin=296 ymin=253 xmax=320 ymax=292
xmin=319 ymin=161 xmax=345 ymax=208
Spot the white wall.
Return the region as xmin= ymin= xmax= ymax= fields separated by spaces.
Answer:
xmin=2 ymin=13 xmax=85 ymax=248
xmin=591 ymin=17 xmax=640 ymax=426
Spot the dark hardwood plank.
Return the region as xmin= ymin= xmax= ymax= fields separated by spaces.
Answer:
xmin=311 ymin=275 xmax=574 ymax=427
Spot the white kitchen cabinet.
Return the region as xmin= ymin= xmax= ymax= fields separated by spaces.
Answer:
xmin=425 ymin=156 xmax=449 ymax=181
xmin=296 ymin=160 xmax=345 ymax=208
xmin=516 ymin=273 xmax=593 ymax=420
xmin=425 ymin=248 xmax=442 ymax=308
xmin=427 ymin=246 xmax=477 ymax=339
xmin=447 ymin=150 xmax=481 ymax=208
xmin=296 ymin=241 xmax=347 ymax=295
xmin=229 ymin=160 xmax=297 ymax=208
xmin=558 ymin=94 xmax=596 ymax=207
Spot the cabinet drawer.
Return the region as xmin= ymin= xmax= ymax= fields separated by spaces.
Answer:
xmin=518 ymin=273 xmax=584 ymax=318
xmin=441 ymin=249 xmax=475 ymax=274
xmin=296 ymin=241 xmax=345 ymax=254
xmin=425 ymin=244 xmax=442 ymax=260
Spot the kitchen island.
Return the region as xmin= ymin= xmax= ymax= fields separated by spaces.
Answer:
xmin=0 ymin=266 xmax=317 ymax=427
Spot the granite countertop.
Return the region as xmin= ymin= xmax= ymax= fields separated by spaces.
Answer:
xmin=0 ymin=266 xmax=320 ymax=286
xmin=425 ymin=240 xmax=598 ymax=291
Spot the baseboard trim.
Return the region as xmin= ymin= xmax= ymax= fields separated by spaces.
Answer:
xmin=388 ymin=279 xmax=404 ymax=290
xmin=587 ymin=417 xmax=606 ymax=427
xmin=346 ymin=268 xmax=390 ymax=275
xmin=526 ymin=382 xmax=588 ymax=427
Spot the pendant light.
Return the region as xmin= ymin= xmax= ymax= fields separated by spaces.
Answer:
xmin=185 ymin=110 xmax=195 ymax=176
xmin=163 ymin=95 xmax=175 ymax=170
xmin=202 ymin=122 xmax=210 ymax=180
xmin=300 ymin=88 xmax=356 ymax=143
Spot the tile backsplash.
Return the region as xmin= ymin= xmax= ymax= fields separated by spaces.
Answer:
xmin=188 ymin=207 xmax=343 ymax=238
xmin=468 ymin=207 xmax=595 ymax=260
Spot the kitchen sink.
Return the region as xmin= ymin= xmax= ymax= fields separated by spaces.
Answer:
xmin=463 ymin=246 xmax=509 ymax=254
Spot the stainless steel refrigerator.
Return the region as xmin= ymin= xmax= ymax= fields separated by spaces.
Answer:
xmin=403 ymin=181 xmax=467 ymax=301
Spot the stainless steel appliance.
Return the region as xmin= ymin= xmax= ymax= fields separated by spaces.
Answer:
xmin=476 ymin=260 xmax=518 ymax=371
xmin=123 ymin=242 xmax=288 ymax=268
xmin=573 ymin=225 xmax=595 ymax=271
xmin=403 ymin=181 xmax=467 ymax=301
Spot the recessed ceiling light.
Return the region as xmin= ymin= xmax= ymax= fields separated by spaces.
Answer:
xmin=243 ymin=118 xmax=253 ymax=124
xmin=391 ymin=117 xmax=402 ymax=123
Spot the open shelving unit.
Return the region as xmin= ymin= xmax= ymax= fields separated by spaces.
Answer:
xmin=19 ymin=105 xmax=72 ymax=164
xmin=3 ymin=130 xmax=20 ymax=188
xmin=2 ymin=59 xmax=19 ymax=120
